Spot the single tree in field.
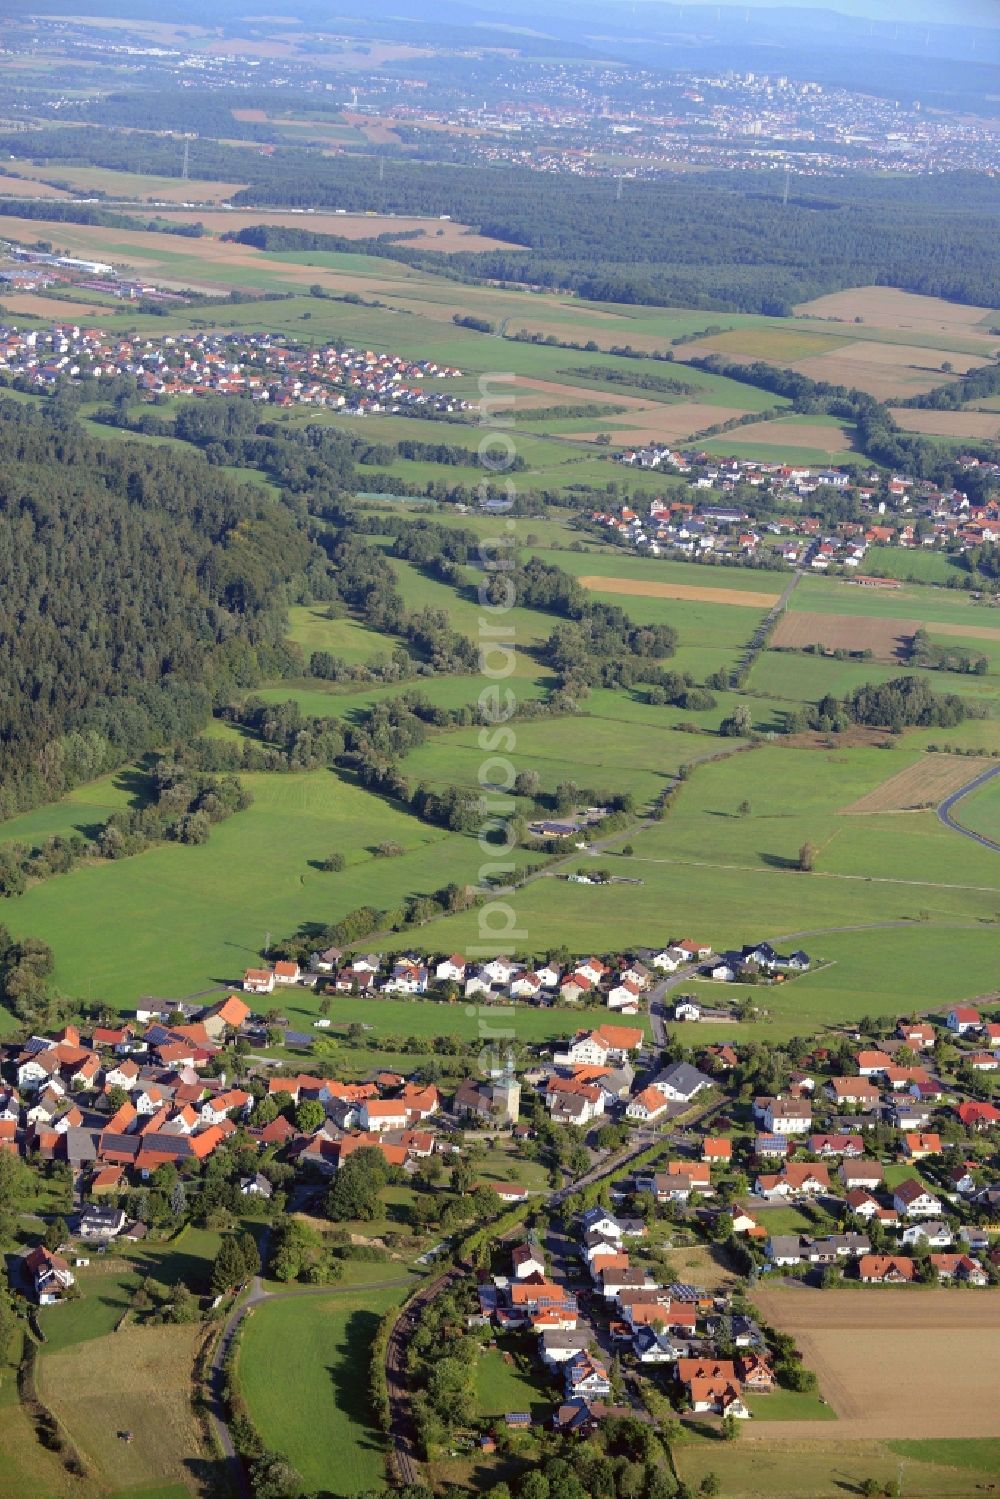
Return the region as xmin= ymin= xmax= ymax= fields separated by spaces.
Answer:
xmin=210 ymin=1236 xmax=246 ymax=1295
xmin=736 ymin=800 xmax=751 ymax=818
xmin=44 ymin=1217 xmax=68 ymax=1252
xmin=798 ymin=840 xmax=818 ymax=872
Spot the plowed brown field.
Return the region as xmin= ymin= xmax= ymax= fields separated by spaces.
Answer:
xmin=751 ymin=1288 xmax=1000 ymax=1439
xmin=771 ymin=610 xmax=915 ymax=660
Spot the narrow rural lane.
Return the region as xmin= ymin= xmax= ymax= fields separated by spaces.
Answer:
xmin=207 ymin=1246 xmax=413 ymax=1499
xmin=936 ymin=760 xmax=1000 ymax=852
xmin=648 ymin=965 xmax=699 ymax=1047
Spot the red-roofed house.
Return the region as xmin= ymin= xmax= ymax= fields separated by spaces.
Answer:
xmin=947 ymin=1007 xmax=981 ymax=1035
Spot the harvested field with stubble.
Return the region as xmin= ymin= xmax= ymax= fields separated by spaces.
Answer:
xmin=567 ymin=403 xmax=753 ymax=445
xmin=793 ymin=286 xmax=1000 ymax=337
xmin=840 ymin=753 xmax=991 ymax=814
xmin=0 ymin=173 xmax=72 ymax=198
xmin=715 ymin=418 xmax=854 ymax=452
xmin=890 ymin=407 xmax=1000 ymax=440
xmin=578 ymin=575 xmax=781 ymax=608
xmin=750 ymin=1289 xmax=1000 ymax=1439
xmin=771 ymin=610 xmax=915 ymax=660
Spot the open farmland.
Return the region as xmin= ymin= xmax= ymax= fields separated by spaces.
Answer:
xmin=149 ymin=206 xmax=524 ymax=251
xmin=563 ymin=401 xmax=754 ymax=445
xmin=675 ymin=1437 xmax=1000 ymax=1499
xmin=750 ymin=1290 xmax=1000 ymax=1439
xmin=0 ymin=173 xmax=73 ymax=199
xmin=38 ymin=1325 xmax=211 ymax=1494
xmin=770 ymin=610 xmax=915 ymax=659
xmin=889 ymin=407 xmax=1000 ymax=439
xmin=0 ymin=769 xmax=546 ymax=1018
xmin=790 ymin=346 xmax=977 ymax=400
xmin=577 ymin=574 xmax=782 ymax=608
xmin=950 ymin=771 xmax=1000 ymax=844
xmin=840 ymin=754 xmax=992 ymax=813
xmin=703 ymin=417 xmax=854 ymax=453
xmin=793 ymin=285 xmax=1000 ymax=338
xmin=678 ymin=326 xmax=851 ymax=361
xmin=0 ymin=159 xmax=248 ymax=203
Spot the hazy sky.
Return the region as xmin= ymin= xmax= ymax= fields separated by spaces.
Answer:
xmin=661 ymin=0 xmax=1000 ymax=24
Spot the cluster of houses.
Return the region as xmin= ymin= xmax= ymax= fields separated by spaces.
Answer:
xmin=716 ymin=1006 xmax=1000 ymax=1286
xmin=541 ymin=1025 xmax=713 ymax=1127
xmin=697 ymin=941 xmax=811 ymax=988
xmin=592 ymin=474 xmax=1000 ymax=567
xmin=0 ymin=324 xmax=467 ymax=414
xmin=250 ymin=939 xmax=715 ymax=1015
xmin=480 ymin=1204 xmax=776 ymax=1431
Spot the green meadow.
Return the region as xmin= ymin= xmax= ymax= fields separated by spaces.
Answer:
xmin=954 ymin=772 xmax=1000 ymax=843
xmin=0 ymin=770 xmax=545 ymax=1020
xmin=238 ymin=1287 xmax=409 ymax=1496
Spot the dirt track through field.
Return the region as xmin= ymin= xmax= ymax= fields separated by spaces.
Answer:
xmin=750 ymin=1288 xmax=1000 ymax=1438
xmin=840 ymin=753 xmax=993 ymax=814
xmin=771 ymin=610 xmax=916 ymax=660
xmin=578 ymin=576 xmax=780 ymax=608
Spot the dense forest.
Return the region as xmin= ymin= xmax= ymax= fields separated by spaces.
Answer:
xmin=0 ymin=400 xmax=324 ymax=819
xmin=4 ymin=120 xmax=1000 ymax=311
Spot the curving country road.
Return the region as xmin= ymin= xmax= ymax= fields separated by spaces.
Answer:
xmin=936 ymin=760 xmax=1000 ymax=852
xmin=206 ymin=1237 xmax=413 ymax=1499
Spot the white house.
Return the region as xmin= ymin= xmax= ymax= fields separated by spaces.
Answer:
xmin=25 ymin=1247 xmax=75 ymax=1305
xmin=243 ymin=968 xmax=275 ymax=995
xmin=674 ymin=1000 xmax=702 ymax=1022
xmin=435 ymin=955 xmax=467 ymax=983
xmin=482 ymin=957 xmax=519 ymax=985
xmin=579 ymin=1208 xmax=622 ymax=1240
xmin=650 ymin=1062 xmax=712 ymax=1103
xmin=607 ymin=979 xmax=641 ymax=1013
xmin=625 ymin=1087 xmax=672 ymax=1123
xmin=383 ymin=962 xmax=428 ymax=995
xmin=360 ymin=1100 xmax=409 ymax=1133
xmin=764 ymin=1099 xmax=811 ymax=1135
xmin=893 ymin=1179 xmax=943 ymax=1218
xmin=511 ymin=1243 xmax=546 ymax=1280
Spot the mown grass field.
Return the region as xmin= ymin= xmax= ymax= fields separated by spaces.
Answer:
xmin=749 ymin=648 xmax=1000 ymax=712
xmin=474 ymin=1346 xmax=553 ymax=1420
xmin=675 ymin=1435 xmax=1000 ymax=1498
xmin=237 ymin=1287 xmax=408 ymax=1495
xmin=860 ymin=547 xmax=965 ymax=584
xmin=953 ymin=771 xmax=1000 ymax=843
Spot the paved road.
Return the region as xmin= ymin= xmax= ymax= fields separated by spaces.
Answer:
xmin=647 ymin=965 xmax=699 ymax=1047
xmin=937 ymin=760 xmax=1000 ymax=851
